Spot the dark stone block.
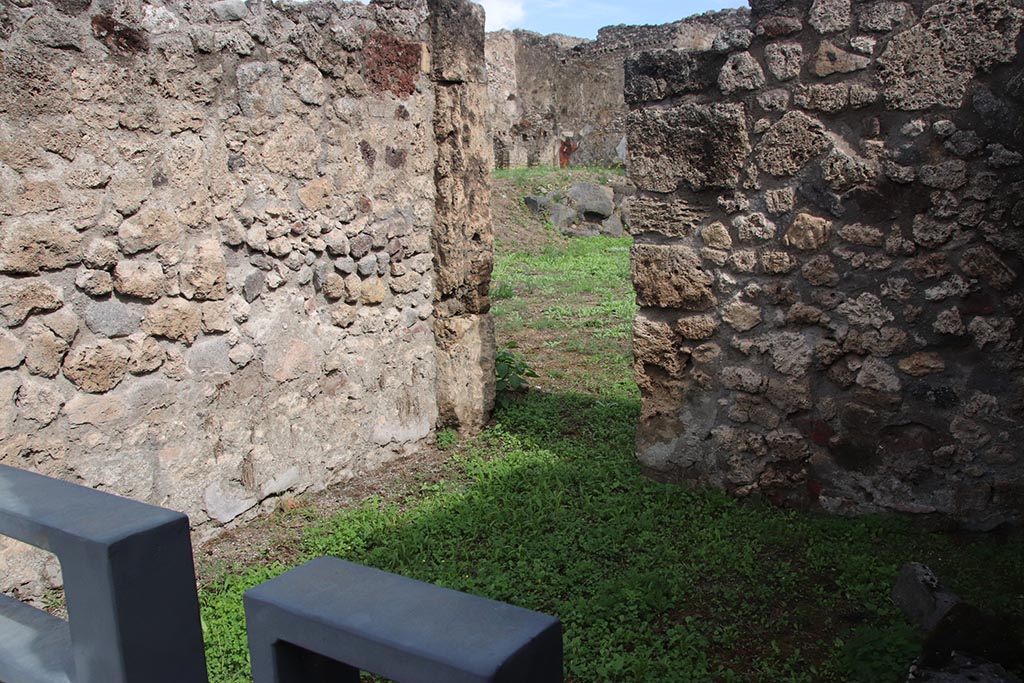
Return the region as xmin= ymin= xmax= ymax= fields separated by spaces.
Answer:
xmin=623 ymin=50 xmax=721 ymax=105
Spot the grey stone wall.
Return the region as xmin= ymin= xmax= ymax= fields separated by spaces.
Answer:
xmin=627 ymin=0 xmax=1024 ymax=529
xmin=485 ymin=10 xmax=749 ymax=169
xmin=0 ymin=0 xmax=492 ymax=597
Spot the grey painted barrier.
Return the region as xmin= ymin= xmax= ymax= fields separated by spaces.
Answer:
xmin=0 ymin=464 xmax=564 ymax=683
xmin=0 ymin=463 xmax=208 ymax=683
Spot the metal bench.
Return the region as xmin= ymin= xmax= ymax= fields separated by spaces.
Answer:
xmin=0 ymin=464 xmax=208 ymax=683
xmin=244 ymin=556 xmax=563 ymax=683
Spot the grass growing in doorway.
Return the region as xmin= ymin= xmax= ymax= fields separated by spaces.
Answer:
xmin=198 ymin=229 xmax=1024 ymax=683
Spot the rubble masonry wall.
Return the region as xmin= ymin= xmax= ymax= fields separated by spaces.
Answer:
xmin=0 ymin=0 xmax=493 ymax=596
xmin=628 ymin=0 xmax=1024 ymax=529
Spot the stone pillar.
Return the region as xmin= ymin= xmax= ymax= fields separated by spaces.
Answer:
xmin=429 ymin=0 xmax=496 ymax=431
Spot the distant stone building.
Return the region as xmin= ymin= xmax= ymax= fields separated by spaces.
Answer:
xmin=485 ymin=9 xmax=750 ymax=168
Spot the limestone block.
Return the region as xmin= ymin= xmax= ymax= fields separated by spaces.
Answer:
xmin=756 ymin=112 xmax=830 ymax=176
xmin=765 ymin=188 xmax=796 ymax=215
xmin=237 ymin=62 xmax=283 ymax=118
xmin=628 ymin=103 xmax=750 ymax=192
xmin=360 ymin=277 xmax=387 ymax=305
xmin=118 ymin=207 xmax=183 ymax=255
xmin=83 ymin=238 xmax=119 ymax=270
xmin=734 ymin=213 xmax=776 ymax=242
xmin=802 ymin=255 xmax=840 ymax=286
xmin=718 ymin=52 xmax=765 ymax=94
xmin=201 ymin=301 xmax=232 ymax=333
xmin=898 ymin=352 xmax=945 ymax=376
xmin=263 ymin=336 xmax=319 ymax=382
xmin=633 ymin=314 xmax=686 ymax=383
xmin=821 ymin=148 xmax=877 ymax=192
xmin=262 ymin=118 xmax=319 ymax=179
xmin=632 ymin=244 xmax=717 ymax=311
xmin=723 ymin=300 xmax=762 ymax=332
xmin=179 ymin=240 xmax=227 ymax=301
xmin=0 ymin=330 xmax=26 ymax=369
xmin=210 ymin=0 xmax=249 ymax=22
xmin=627 ymin=195 xmax=709 ymax=238
xmin=289 ymin=63 xmax=327 ymax=106
xmin=809 ymin=0 xmax=852 ymax=33
xmin=700 ymin=222 xmax=733 ymax=249
xmin=795 ymin=83 xmax=849 ymax=113
xmin=784 ymin=214 xmax=832 ymax=250
xmin=113 ymin=261 xmax=166 ymax=301
xmin=24 ymin=324 xmax=68 ymax=377
xmin=0 ymin=219 xmax=82 ymax=274
xmin=812 ymin=41 xmax=871 ymax=77
xmin=142 ymin=298 xmax=202 ymax=344
xmin=919 ymin=161 xmax=967 ymax=190
xmin=76 ymin=269 xmax=114 ymax=297
xmin=960 ymin=245 xmax=1017 ymax=290
xmin=127 ymin=334 xmax=164 ymax=375
xmin=838 ymin=293 xmax=894 ymax=329
xmin=63 ymin=339 xmax=130 ymax=393
xmin=676 ymin=314 xmax=719 ymax=341
xmin=0 ymin=279 xmax=63 ymax=327
xmin=228 ymin=342 xmax=256 ymax=366
xmin=860 ymin=1 xmax=915 ymax=31
xmin=15 ymin=379 xmax=64 ymax=426
xmin=764 ymin=43 xmax=802 ymax=81
xmin=323 ymin=273 xmax=346 ymax=301
xmin=855 ymin=357 xmax=901 ymax=393
xmin=878 ymin=27 xmax=970 ymax=110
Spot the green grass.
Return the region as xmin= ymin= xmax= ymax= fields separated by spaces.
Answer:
xmin=199 ymin=200 xmax=1024 ymax=683
xmin=200 ymin=390 xmax=1024 ymax=682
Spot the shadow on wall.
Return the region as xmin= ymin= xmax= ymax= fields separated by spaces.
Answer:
xmin=626 ymin=0 xmax=1024 ymax=529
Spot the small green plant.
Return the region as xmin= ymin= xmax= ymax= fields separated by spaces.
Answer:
xmin=494 ymin=342 xmax=537 ymax=407
xmin=435 ymin=428 xmax=458 ymax=450
xmin=491 ymin=281 xmax=515 ymax=300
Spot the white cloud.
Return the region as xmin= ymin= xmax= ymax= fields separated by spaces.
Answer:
xmin=480 ymin=0 xmax=525 ymax=29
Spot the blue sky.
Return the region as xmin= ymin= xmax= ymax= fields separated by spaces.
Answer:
xmin=480 ymin=0 xmax=745 ymax=39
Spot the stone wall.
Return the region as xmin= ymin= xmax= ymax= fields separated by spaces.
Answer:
xmin=0 ymin=0 xmax=493 ymax=597
xmin=485 ymin=10 xmax=749 ymax=169
xmin=627 ymin=0 xmax=1024 ymax=529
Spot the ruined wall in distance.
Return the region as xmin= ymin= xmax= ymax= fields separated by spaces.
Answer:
xmin=486 ymin=10 xmax=749 ymax=168
xmin=627 ymin=0 xmax=1024 ymax=529
xmin=0 ymin=0 xmax=492 ymax=598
